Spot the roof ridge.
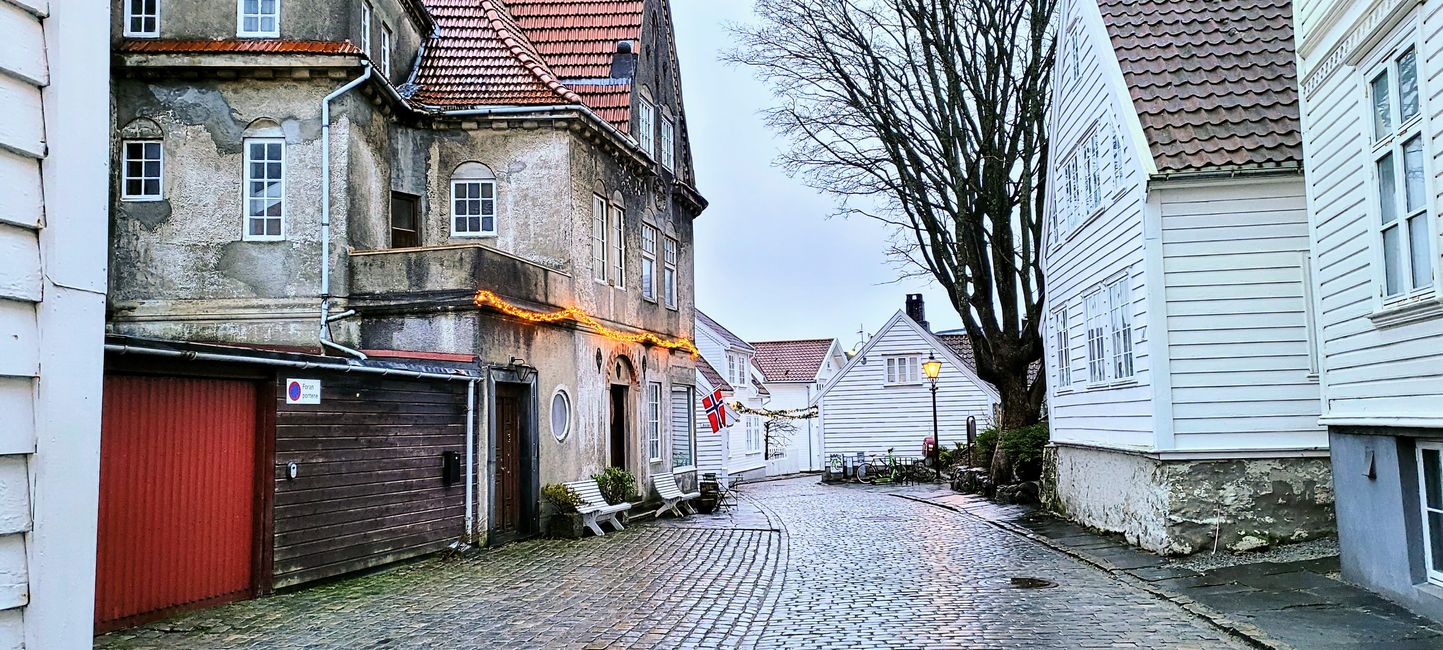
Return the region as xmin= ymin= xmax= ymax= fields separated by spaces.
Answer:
xmin=482 ymin=0 xmax=582 ymax=104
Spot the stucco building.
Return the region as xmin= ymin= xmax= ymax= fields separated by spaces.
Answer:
xmin=102 ymin=0 xmax=705 ymax=629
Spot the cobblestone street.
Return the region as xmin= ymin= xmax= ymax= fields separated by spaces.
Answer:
xmin=97 ymin=477 xmax=1242 ymax=649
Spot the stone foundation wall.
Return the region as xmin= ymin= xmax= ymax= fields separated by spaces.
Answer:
xmin=1047 ymin=444 xmax=1335 ymax=555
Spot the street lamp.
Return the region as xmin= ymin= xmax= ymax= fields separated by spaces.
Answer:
xmin=922 ymin=352 xmax=943 ymax=479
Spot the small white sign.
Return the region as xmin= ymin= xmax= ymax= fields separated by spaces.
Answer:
xmin=286 ymin=378 xmax=321 ymax=405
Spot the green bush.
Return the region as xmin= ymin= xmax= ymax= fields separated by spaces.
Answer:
xmin=999 ymin=422 xmax=1050 ymax=481
xmin=542 ymin=483 xmax=583 ymax=512
xmin=592 ymin=467 xmax=636 ymax=505
xmin=973 ymin=426 xmax=1000 ymax=468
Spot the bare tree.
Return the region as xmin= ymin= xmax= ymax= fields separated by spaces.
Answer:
xmin=763 ymin=418 xmax=798 ymax=460
xmin=729 ymin=0 xmax=1056 ymax=435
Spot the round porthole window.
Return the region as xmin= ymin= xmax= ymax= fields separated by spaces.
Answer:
xmin=550 ymin=387 xmax=572 ymax=441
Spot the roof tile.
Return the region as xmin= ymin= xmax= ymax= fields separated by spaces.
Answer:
xmin=751 ymin=339 xmax=835 ymax=383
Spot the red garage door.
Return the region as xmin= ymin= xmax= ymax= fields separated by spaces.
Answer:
xmin=96 ymin=375 xmax=261 ymax=631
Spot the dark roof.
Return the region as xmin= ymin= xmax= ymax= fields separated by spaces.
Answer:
xmin=1098 ymin=0 xmax=1302 ymax=173
xmin=750 ymin=339 xmax=835 ymax=383
xmin=752 ymin=377 xmax=770 ymax=397
xmin=696 ymin=356 xmax=731 ymax=392
xmin=118 ymin=39 xmax=365 ymax=55
xmin=695 ymin=309 xmax=754 ymax=352
xmin=937 ymin=334 xmax=979 ymax=374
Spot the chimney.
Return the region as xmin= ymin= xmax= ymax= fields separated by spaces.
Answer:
xmin=610 ymin=40 xmax=637 ymax=80
xmin=905 ymin=294 xmax=929 ymax=331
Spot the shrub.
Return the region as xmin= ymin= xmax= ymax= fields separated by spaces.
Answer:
xmin=999 ymin=422 xmax=1050 ymax=481
xmin=974 ymin=426 xmax=1000 ymax=468
xmin=542 ymin=483 xmax=583 ymax=513
xmin=592 ymin=467 xmax=636 ymax=505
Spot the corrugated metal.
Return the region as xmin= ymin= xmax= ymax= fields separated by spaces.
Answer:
xmin=95 ymin=376 xmax=259 ymax=631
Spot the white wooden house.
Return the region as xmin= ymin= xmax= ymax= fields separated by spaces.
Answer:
xmin=751 ymin=338 xmax=848 ymax=475
xmin=1293 ymin=0 xmax=1443 ymax=620
xmin=815 ymin=298 xmax=997 ymax=463
xmin=1040 ymin=0 xmax=1332 ymax=555
xmin=694 ymin=310 xmax=768 ymax=480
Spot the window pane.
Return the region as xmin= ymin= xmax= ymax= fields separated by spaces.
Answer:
xmin=480 ymin=183 xmax=493 ymax=199
xmin=143 ymin=179 xmax=160 ymax=195
xmin=481 ymin=199 xmax=494 ymax=216
xmin=469 ymin=217 xmax=480 ymax=232
xmin=1430 ymin=511 xmax=1443 ymax=572
xmin=1400 ymin=48 xmax=1420 ymax=123
xmin=1383 ymin=224 xmax=1404 ymax=296
xmin=1405 ymin=136 xmax=1426 ymax=213
xmin=1378 ymin=153 xmax=1398 ymax=224
xmin=482 ymin=216 xmax=494 ymax=232
xmin=266 ymin=219 xmax=281 ymax=236
xmin=1425 ymin=450 xmax=1442 ymax=509
xmin=1410 ymin=214 xmax=1433 ymax=289
xmin=1372 ymin=72 xmax=1392 ymax=140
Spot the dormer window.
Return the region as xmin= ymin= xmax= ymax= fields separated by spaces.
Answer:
xmin=238 ymin=0 xmax=280 ymax=37
xmin=124 ymin=0 xmax=160 ymax=37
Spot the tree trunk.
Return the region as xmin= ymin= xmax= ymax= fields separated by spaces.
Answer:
xmin=988 ymin=363 xmax=1045 ymax=485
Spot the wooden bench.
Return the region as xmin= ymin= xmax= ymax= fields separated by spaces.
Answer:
xmin=563 ymin=479 xmax=631 ymax=537
xmin=652 ymin=471 xmax=702 ymax=518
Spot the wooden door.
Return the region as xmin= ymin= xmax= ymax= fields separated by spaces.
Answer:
xmin=494 ymin=384 xmax=524 ymax=537
xmin=95 ymin=375 xmax=260 ymax=631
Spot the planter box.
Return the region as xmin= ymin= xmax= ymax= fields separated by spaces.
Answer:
xmin=544 ymin=513 xmax=585 ymax=539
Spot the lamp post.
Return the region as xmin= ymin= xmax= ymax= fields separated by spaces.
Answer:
xmin=922 ymin=352 xmax=943 ymax=480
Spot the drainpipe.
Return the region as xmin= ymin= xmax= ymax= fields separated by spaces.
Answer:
xmin=465 ymin=378 xmax=477 ymax=540
xmin=320 ymin=65 xmax=374 ymax=359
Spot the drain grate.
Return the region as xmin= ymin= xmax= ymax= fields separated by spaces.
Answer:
xmin=983 ymin=576 xmax=1059 ymax=589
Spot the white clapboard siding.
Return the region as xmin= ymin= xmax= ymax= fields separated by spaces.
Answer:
xmin=819 ymin=314 xmax=996 ymax=459
xmin=1155 ymin=179 xmax=1326 ymax=449
xmin=1295 ymin=0 xmax=1443 ymax=425
xmin=1041 ymin=0 xmax=1156 ymax=451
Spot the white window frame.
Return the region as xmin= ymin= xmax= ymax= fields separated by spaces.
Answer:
xmin=592 ymin=195 xmax=608 ymax=282
xmin=638 ymin=99 xmax=656 ymax=157
xmin=360 ymin=1 xmax=372 ymax=57
xmin=1054 ymin=307 xmax=1071 ymax=389
xmin=647 ymin=382 xmax=663 ymax=462
xmin=450 ymin=178 xmax=497 ymax=237
xmin=381 ymin=23 xmax=393 ymax=78
xmin=610 ymin=203 xmax=625 ymax=288
xmin=660 ymin=114 xmax=676 ymax=171
xmin=1416 ymin=441 xmax=1443 ymax=586
xmin=746 ymin=415 xmax=762 ymax=454
xmin=641 ymin=224 xmax=657 ymax=301
xmin=670 ymin=387 xmax=696 ymax=470
xmin=242 ymin=137 xmax=285 ymax=241
xmin=663 ymin=236 xmax=678 ymax=309
xmin=1107 ymin=276 xmax=1134 ymax=381
xmin=1364 ymin=27 xmax=1439 ymax=310
xmin=883 ymin=354 xmax=922 ymax=386
xmin=121 ymin=140 xmax=164 ymax=202
xmin=1084 ymin=289 xmax=1107 ymax=384
xmin=124 ymin=0 xmax=161 ymax=37
xmin=237 ymin=0 xmax=280 ymax=37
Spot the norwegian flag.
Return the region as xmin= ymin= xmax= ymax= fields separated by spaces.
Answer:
xmin=701 ymin=389 xmax=737 ymax=434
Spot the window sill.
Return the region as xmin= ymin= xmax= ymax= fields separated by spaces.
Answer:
xmin=672 ymin=465 xmax=697 ymax=473
xmin=120 ymin=196 xmax=165 ymax=203
xmin=450 ymin=233 xmax=497 ymax=239
xmin=1370 ymin=296 xmax=1443 ymax=328
xmin=1086 ymin=378 xmax=1138 ymax=391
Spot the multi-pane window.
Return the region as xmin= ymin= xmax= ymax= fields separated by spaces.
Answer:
xmin=1418 ymin=442 xmax=1443 ymax=585
xmin=647 ymin=382 xmax=662 ymax=462
xmin=746 ymin=415 xmax=762 ymax=453
xmin=125 ymin=0 xmax=160 ymax=37
xmin=610 ymin=204 xmax=625 ymax=288
xmin=390 ymin=192 xmax=419 ymax=248
xmin=592 ymin=195 xmax=607 ymax=282
xmin=1108 ymin=278 xmax=1134 ymax=380
xmin=238 ymin=0 xmax=279 ymax=36
xmin=1084 ymin=290 xmax=1107 ymax=383
xmin=638 ymin=99 xmax=655 ymax=157
xmin=451 ymin=178 xmax=496 ymax=236
xmin=884 ymin=355 xmax=920 ymax=385
xmin=121 ymin=141 xmax=163 ymax=201
xmin=381 ymin=24 xmax=393 ymax=78
xmin=1370 ymin=45 xmax=1435 ymax=300
xmin=660 ymin=115 xmax=676 ymax=171
xmin=360 ymin=2 xmax=372 ymax=57
xmin=670 ymin=387 xmax=695 ymax=469
xmin=243 ymin=138 xmax=285 ymax=240
xmin=664 ymin=237 xmax=678 ymax=309
xmin=641 ymin=225 xmax=657 ymax=300
xmin=1054 ymin=122 xmax=1121 ymax=244
xmin=1054 ymin=309 xmax=1071 ymax=388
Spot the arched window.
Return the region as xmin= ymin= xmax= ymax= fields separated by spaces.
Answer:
xmin=241 ymin=118 xmax=286 ymax=240
xmin=119 ymin=119 xmax=165 ymax=202
xmin=451 ymin=162 xmax=497 ymax=237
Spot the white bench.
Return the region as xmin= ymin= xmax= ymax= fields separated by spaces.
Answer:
xmin=653 ymin=471 xmax=701 ymax=518
xmin=564 ymin=479 xmax=631 ymax=537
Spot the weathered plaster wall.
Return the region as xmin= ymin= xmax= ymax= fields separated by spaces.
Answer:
xmin=1051 ymin=444 xmax=1335 ymax=555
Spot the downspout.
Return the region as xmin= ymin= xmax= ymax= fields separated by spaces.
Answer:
xmin=465 ymin=378 xmax=477 ymax=540
xmin=320 ymin=65 xmax=374 ymax=359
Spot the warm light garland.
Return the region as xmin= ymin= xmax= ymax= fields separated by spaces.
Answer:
xmin=472 ymin=290 xmax=699 ymax=356
xmin=730 ymin=402 xmax=820 ymax=420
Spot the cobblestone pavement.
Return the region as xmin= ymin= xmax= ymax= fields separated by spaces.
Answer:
xmin=97 ymin=477 xmax=1242 ymax=649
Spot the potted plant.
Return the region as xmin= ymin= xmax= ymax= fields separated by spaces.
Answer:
xmin=592 ymin=467 xmax=636 ymax=506
xmin=542 ymin=483 xmax=585 ymax=539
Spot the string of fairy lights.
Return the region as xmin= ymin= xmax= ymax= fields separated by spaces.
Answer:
xmin=730 ymin=403 xmax=819 ymax=420
xmin=471 ymin=290 xmax=700 ymax=357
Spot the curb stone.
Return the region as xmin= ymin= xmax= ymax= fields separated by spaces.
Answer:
xmin=890 ymin=493 xmax=1288 ymax=650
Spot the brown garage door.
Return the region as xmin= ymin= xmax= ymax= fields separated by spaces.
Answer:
xmin=95 ymin=375 xmax=261 ymax=631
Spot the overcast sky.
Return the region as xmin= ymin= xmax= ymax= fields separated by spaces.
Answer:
xmin=673 ymin=2 xmax=961 ymax=351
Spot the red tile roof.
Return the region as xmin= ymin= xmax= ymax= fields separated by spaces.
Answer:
xmin=1098 ymin=0 xmax=1302 ymax=173
xmin=413 ymin=0 xmax=641 ymax=132
xmin=750 ymin=339 xmax=835 ymax=383
xmin=118 ymin=39 xmax=364 ymax=55
xmin=936 ymin=335 xmax=979 ymax=374
xmin=696 ymin=356 xmax=732 ymax=393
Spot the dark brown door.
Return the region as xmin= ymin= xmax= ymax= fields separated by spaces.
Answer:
xmin=494 ymin=384 xmax=524 ymax=539
xmin=390 ymin=192 xmax=419 ymax=248
xmin=610 ymin=384 xmax=627 ymax=469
